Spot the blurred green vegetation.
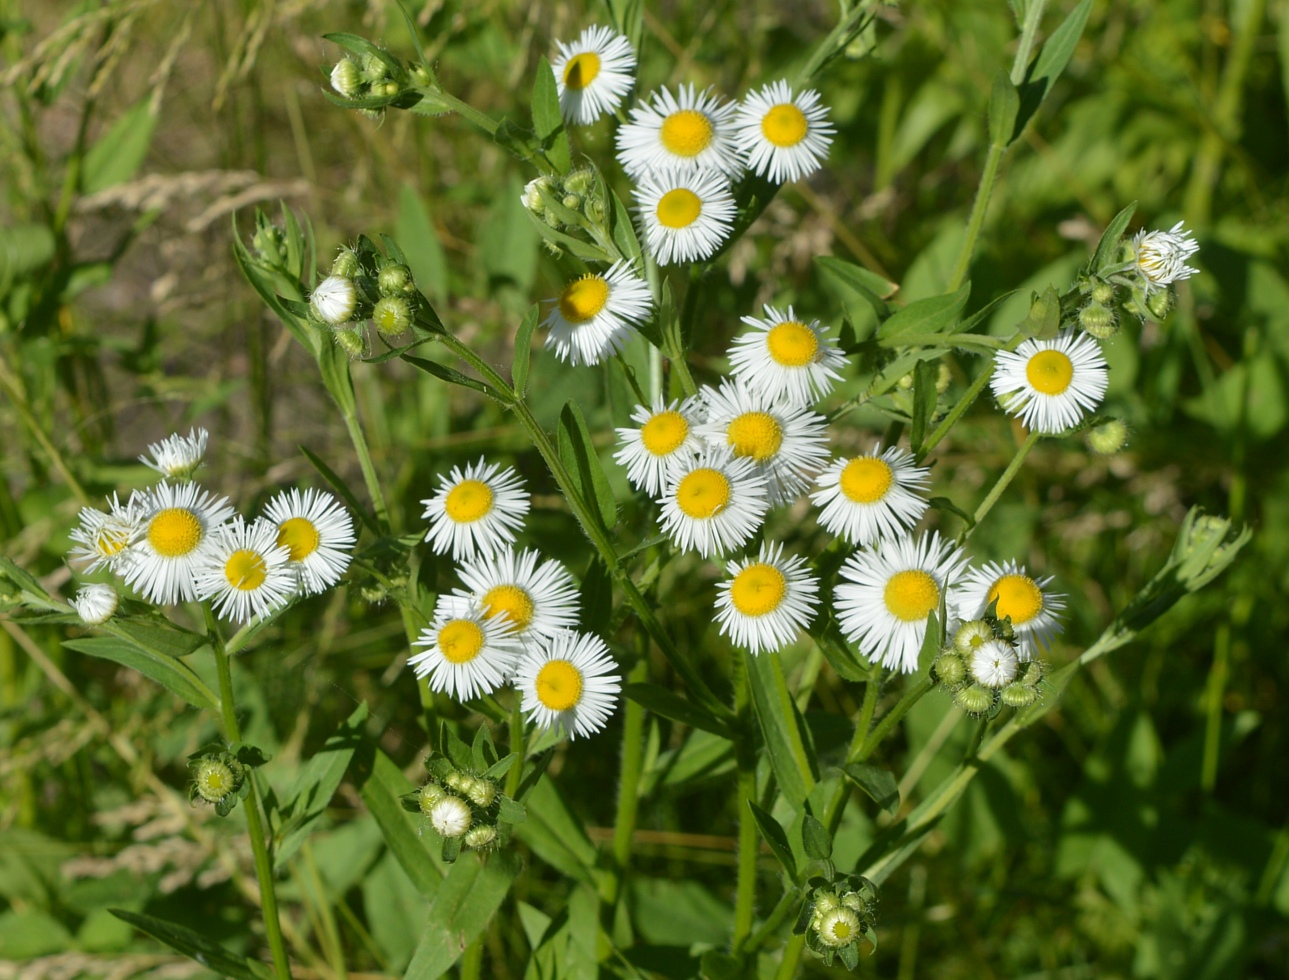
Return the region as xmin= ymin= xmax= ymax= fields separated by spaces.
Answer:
xmin=1 ymin=0 xmax=1287 ymax=976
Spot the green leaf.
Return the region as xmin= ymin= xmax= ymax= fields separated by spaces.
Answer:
xmin=909 ymin=359 xmax=937 ymax=453
xmin=988 ymin=70 xmax=1020 ymax=145
xmin=404 ymin=354 xmax=507 ymax=401
xmin=624 ymin=682 xmax=730 ymax=737
xmin=816 ymin=255 xmax=895 ymax=321
xmin=747 ymin=652 xmax=817 ymax=809
xmin=840 ymin=763 xmax=900 ymax=816
xmin=747 ymin=801 xmax=798 ymax=880
xmin=1014 ymin=0 xmax=1094 ymax=137
xmin=395 ymin=186 xmax=450 ymax=304
xmin=514 ymin=777 xmax=598 ymax=886
xmin=109 ymin=909 xmax=263 ymax=980
xmin=0 ymin=556 xmax=50 ymax=599
xmin=353 ymin=742 xmax=443 ymax=898
xmin=62 ymin=637 xmax=218 ymax=711
xmin=106 ymin=619 xmax=205 ymax=659
xmin=1089 ymin=202 xmax=1138 ymax=275
xmin=557 ymin=402 xmax=617 ymax=530
xmin=511 ymin=304 xmax=540 ymax=397
xmin=0 ymin=224 xmax=55 ymax=297
xmin=580 ymin=556 xmax=614 ymax=636
xmin=531 ymin=57 xmax=571 ymax=172
xmin=299 ymin=444 xmax=380 ymax=535
xmin=608 ymin=184 xmax=645 ymax=269
xmin=82 ymin=101 xmax=157 ymax=195
xmin=877 ymin=283 xmax=971 ymax=345
xmin=801 ymin=814 xmax=833 ymax=862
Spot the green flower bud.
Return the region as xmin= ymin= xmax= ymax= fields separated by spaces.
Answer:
xmin=330 ymin=58 xmax=363 ymax=99
xmin=933 ymin=651 xmax=967 ymax=687
xmin=378 ymin=265 xmax=411 ymax=297
xmin=953 ymin=620 xmax=993 ymax=656
xmin=1078 ymin=301 xmax=1118 ymax=340
xmin=410 ymin=64 xmax=432 ymax=87
xmin=360 ymin=53 xmax=389 ymax=85
xmin=193 ymin=758 xmax=238 ymax=803
xmin=330 ymin=249 xmax=360 ymax=279
xmin=561 ymin=194 xmax=581 ymax=210
xmin=1090 ymin=282 xmax=1116 ymax=305
xmin=936 ymin=362 xmax=952 ymax=394
xmin=1146 ymin=288 xmax=1173 ymax=321
xmin=372 ymin=296 xmax=412 ymax=337
xmin=464 ymin=777 xmax=497 ymax=809
xmin=896 ymin=372 xmax=914 ymax=391
xmin=563 ymin=169 xmax=595 ymax=195
xmin=380 ymin=80 xmax=401 ymax=98
xmin=444 ymin=770 xmax=469 ymax=792
xmin=417 ymin=782 xmax=445 ymax=816
xmin=1086 ymin=419 xmax=1129 ymax=456
xmin=359 ymin=108 xmax=385 ymax=123
xmin=251 ymin=223 xmax=287 ymax=263
xmin=1000 ymin=682 xmax=1038 ymax=708
xmin=464 ymin=824 xmax=497 ymax=850
xmin=334 ymin=327 xmax=365 ymax=357
xmin=814 ymin=907 xmax=862 ymax=949
xmin=953 ymin=685 xmax=994 ymax=715
xmin=812 ymin=891 xmax=839 ymax=915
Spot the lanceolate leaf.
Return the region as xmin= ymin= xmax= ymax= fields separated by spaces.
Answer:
xmin=109 ymin=910 xmax=263 ymax=980
xmin=624 ymin=682 xmax=730 ymax=737
xmin=747 ymin=651 xmax=817 ymax=809
xmin=840 ymin=763 xmax=900 ymax=816
xmin=1012 ymin=0 xmax=1094 ymax=139
xmin=512 ymin=304 xmax=540 ymax=397
xmin=557 ymin=402 xmax=617 ymax=531
xmin=748 ymin=801 xmax=798 ymax=880
xmin=877 ymin=283 xmax=971 ymax=345
xmin=62 ymin=637 xmax=218 ymax=711
xmin=353 ymin=740 xmax=444 ymax=898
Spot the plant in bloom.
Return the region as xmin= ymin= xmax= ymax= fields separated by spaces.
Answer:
xmin=634 ymin=168 xmax=736 ymax=266
xmin=193 ymin=518 xmax=296 ymax=624
xmin=515 ymin=630 xmax=622 ymax=739
xmin=733 ymin=79 xmax=835 ymax=183
xmin=309 ymin=274 xmax=357 ymax=325
xmin=616 ymin=84 xmax=743 ymax=179
xmin=421 ymin=458 xmax=531 ymax=560
xmin=657 ymin=450 xmax=769 ymax=558
xmin=452 ymin=547 xmax=580 ymax=649
xmin=990 ymin=330 xmax=1109 ymax=434
xmin=542 ymin=262 xmax=653 ymax=366
xmin=122 ymin=481 xmax=236 ymax=606
xmin=953 ymin=559 xmax=1065 ymax=660
xmin=729 ymin=304 xmax=847 ymax=406
xmin=1131 ymin=221 xmax=1200 ymax=293
xmin=714 ymin=542 xmax=819 ymax=654
xmin=811 ymin=445 xmax=931 ymax=546
xmin=261 ymin=488 xmax=356 ymax=595
xmin=68 ymin=492 xmax=146 ymax=574
xmin=409 ymin=597 xmax=523 ymax=701
xmin=138 ymin=427 xmax=208 ymax=479
xmin=550 ymin=25 xmax=636 ymax=126
xmin=613 ymin=395 xmax=705 ymax=497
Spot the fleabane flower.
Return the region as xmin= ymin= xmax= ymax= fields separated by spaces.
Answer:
xmin=453 ymin=547 xmax=579 ymax=649
xmin=990 ymin=330 xmax=1109 ymax=434
xmin=261 ymin=488 xmax=355 ymax=595
xmin=733 ymin=80 xmax=834 ymax=183
xmin=657 ymin=450 xmax=768 ymax=558
xmin=409 ymin=597 xmax=523 ymax=701
xmin=1131 ymin=221 xmax=1200 ymax=293
xmin=543 ymin=262 xmax=653 ymax=366
xmin=309 ymin=274 xmax=357 ymax=325
xmin=421 ymin=459 xmax=530 ymax=561
xmin=635 ymin=169 xmax=735 ymax=266
xmin=952 ymin=559 xmax=1065 ymax=659
xmin=122 ymin=481 xmax=235 ymax=606
xmin=516 ymin=631 xmax=621 ymax=739
xmin=969 ymin=639 xmax=1019 ymax=688
xmin=71 ymin=584 xmax=118 ymax=625
xmin=551 ymin=26 xmax=636 ymax=125
xmin=69 ymin=492 xmax=146 ymax=574
xmin=194 ymin=518 xmax=296 ymax=624
xmin=613 ymin=395 xmax=705 ymax=497
xmin=616 ymin=84 xmax=742 ymax=179
xmin=729 ymin=305 xmax=846 ymax=406
xmin=715 ymin=542 xmax=819 ymax=654
xmin=810 ymin=446 xmax=931 ymax=546
xmin=835 ymin=532 xmax=967 ymax=674
xmin=139 ymin=427 xmax=208 ymax=480
xmin=697 ymin=380 xmax=829 ymax=505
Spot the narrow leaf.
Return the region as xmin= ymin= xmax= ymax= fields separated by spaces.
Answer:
xmin=801 ymin=814 xmax=833 ymax=862
xmin=623 ymin=682 xmax=730 ymax=737
xmin=404 ymin=354 xmax=504 ymax=400
xmin=910 ymin=359 xmax=937 ymax=453
xmin=63 ymin=637 xmax=218 ymax=711
xmin=395 ymin=186 xmax=450 ymax=304
xmin=878 ymin=283 xmax=971 ymax=344
xmin=557 ymin=402 xmax=617 ymax=530
xmin=816 ymin=255 xmax=895 ymax=321
xmin=1089 ymin=202 xmax=1138 ymax=274
xmin=840 ymin=763 xmax=900 ymax=816
xmin=403 ymin=852 xmax=522 ymax=979
xmin=82 ymin=101 xmax=157 ymax=195
xmin=512 ymin=304 xmax=540 ymax=397
xmin=531 ymin=57 xmax=571 ymax=172
xmin=109 ymin=909 xmax=263 ymax=980
xmin=353 ymin=741 xmax=443 ymax=898
xmin=988 ymin=70 xmax=1020 ymax=146
xmin=747 ymin=801 xmax=797 ymax=880
xmin=747 ymin=652 xmax=817 ymax=809
xmin=1013 ymin=0 xmax=1094 ymax=137
xmin=299 ymin=444 xmax=380 ymax=534
xmin=106 ymin=619 xmax=205 ymax=659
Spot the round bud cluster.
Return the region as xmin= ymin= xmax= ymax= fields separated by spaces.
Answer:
xmin=414 ymin=765 xmax=507 ymax=855
xmin=519 ymin=169 xmax=607 ymax=235
xmin=801 ymin=875 xmax=879 ymax=968
xmin=1078 ymin=301 xmax=1118 ymax=340
xmin=932 ymin=619 xmax=1045 ymax=717
xmin=192 ymin=757 xmax=240 ymax=804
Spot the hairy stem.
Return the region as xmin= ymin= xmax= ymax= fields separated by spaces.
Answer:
xmin=731 ymin=651 xmax=759 ymax=950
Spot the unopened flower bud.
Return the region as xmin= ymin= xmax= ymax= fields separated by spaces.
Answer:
xmin=563 ymin=169 xmax=594 ymax=195
xmin=1078 ymin=301 xmax=1118 ymax=340
xmin=464 ymin=777 xmax=497 ymax=809
xmin=334 ymin=328 xmax=365 ymax=357
xmin=561 ymin=194 xmax=581 ymax=210
xmin=428 ymin=795 xmax=472 ymax=838
xmin=897 ymin=372 xmax=914 ymax=391
xmin=812 ymin=892 xmax=839 ymax=915
xmin=330 ymin=58 xmax=363 ymax=98
xmin=936 ymin=362 xmax=952 ymax=394
xmin=193 ymin=759 xmax=237 ymax=803
xmin=1146 ymin=288 xmax=1173 ymax=321
xmin=71 ymin=584 xmax=118 ymax=625
xmin=1090 ymin=282 xmax=1115 ymax=305
xmin=410 ymin=64 xmax=432 ymax=87
xmin=813 ymin=907 xmax=862 ymax=949
xmin=953 ymin=620 xmax=993 ymax=656
xmin=464 ymin=824 xmax=497 ymax=849
xmin=840 ymin=891 xmax=867 ymax=913
xmin=372 ymin=296 xmax=412 ymax=337
xmin=933 ymin=651 xmax=967 ymax=687
xmin=251 ymin=223 xmax=287 ymax=263
xmin=359 ymin=108 xmax=385 ymax=122
xmin=378 ymin=265 xmax=411 ymax=297
xmin=380 ymin=80 xmax=400 ymax=98
xmin=311 ymin=275 xmax=357 ymax=325
xmin=417 ymin=782 xmax=445 ymax=815
xmin=1086 ymin=419 xmax=1129 ymax=456
xmin=444 ymin=770 xmax=469 ymax=792
xmin=330 ymin=250 xmax=360 ymax=278
xmin=969 ymin=639 xmax=1019 ymax=688
xmin=954 ymin=685 xmax=994 ymax=715
xmin=1000 ymin=683 xmax=1039 ymax=708
xmin=360 ymin=53 xmax=389 ymax=84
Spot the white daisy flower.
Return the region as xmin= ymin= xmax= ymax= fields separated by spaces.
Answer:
xmin=613 ymin=395 xmax=705 ymax=497
xmin=729 ymin=305 xmax=846 ymax=406
xmin=542 ymin=262 xmax=653 ymax=366
xmin=551 ymin=26 xmax=637 ymax=126
xmin=121 ymin=481 xmax=236 ymax=606
xmin=969 ymin=639 xmax=1019 ymax=688
xmin=616 ymin=84 xmax=743 ymax=179
xmin=990 ymin=330 xmax=1109 ymax=434
xmin=952 ymin=559 xmax=1065 ymax=659
xmin=421 ymin=459 xmax=530 ymax=561
xmin=310 ymin=275 xmax=357 ymax=325
xmin=261 ymin=488 xmax=356 ymax=595
xmin=733 ymin=80 xmax=834 ymax=183
xmin=658 ymin=450 xmax=768 ymax=558
xmin=714 ymin=542 xmax=819 ymax=654
xmin=139 ymin=427 xmax=209 ymax=480
xmin=193 ymin=518 xmax=296 ymax=624
xmin=68 ymin=492 xmax=147 ymax=574
xmin=454 ymin=547 xmax=579 ymax=648
xmin=516 ymin=630 xmax=621 ymax=739
xmin=409 ymin=597 xmax=523 ymax=701
xmin=810 ymin=445 xmax=931 ymax=546
xmin=835 ymin=532 xmax=967 ymax=674
xmin=1131 ymin=221 xmax=1200 ymax=293
xmin=635 ymin=169 xmax=736 ymax=266
xmin=696 ymin=380 xmax=829 ymax=506
xmin=71 ymin=584 xmax=118 ymax=626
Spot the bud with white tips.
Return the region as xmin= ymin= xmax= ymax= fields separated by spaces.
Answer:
xmin=330 ymin=58 xmax=363 ymax=98
xmin=310 ymin=275 xmax=357 ymax=325
xmin=71 ymin=584 xmax=118 ymax=625
xmin=428 ymin=795 xmax=472 ymax=838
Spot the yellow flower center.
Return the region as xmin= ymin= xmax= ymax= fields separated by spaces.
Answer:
xmin=676 ymin=468 xmax=731 ymax=519
xmin=884 ymin=570 xmax=940 ymax=622
xmin=535 ymin=659 xmax=583 ymax=711
xmin=761 ymin=103 xmax=808 ymax=147
xmin=95 ymin=527 xmax=130 ymax=556
xmin=640 ymin=411 xmax=688 ymax=456
xmin=659 ymin=109 xmax=714 ymax=157
xmin=727 ymin=411 xmax=782 ymax=461
xmin=987 ymin=574 xmax=1044 ymax=625
xmin=437 ymin=619 xmax=486 ymax=664
xmin=224 ymin=549 xmax=268 ymax=592
xmin=766 ymin=320 xmax=818 ymax=366
xmin=1025 ymin=350 xmax=1074 ymax=396
xmin=730 ymin=563 xmax=787 ymax=617
xmin=276 ymin=517 xmax=320 ymax=561
xmin=656 ymin=188 xmax=702 ymax=229
xmin=147 ymin=508 xmax=203 ymax=558
xmin=445 ymin=480 xmax=494 ymax=523
xmin=481 ymin=584 xmax=534 ymax=631
xmin=826 ymin=917 xmax=854 ymax=943
xmin=839 ymin=457 xmax=893 ymax=504
xmin=558 ymin=275 xmax=610 ymax=324
xmin=563 ymin=52 xmax=600 ymax=90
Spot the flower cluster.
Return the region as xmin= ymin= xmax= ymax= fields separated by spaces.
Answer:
xmin=796 ymin=874 xmax=880 ymax=969
xmin=187 ymin=742 xmax=267 ymax=818
xmin=307 ymin=246 xmax=423 ymax=358
xmin=67 ymin=429 xmax=355 ymax=625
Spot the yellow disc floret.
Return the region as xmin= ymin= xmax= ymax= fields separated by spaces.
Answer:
xmin=276 ymin=517 xmax=320 ymax=561
xmin=656 ymin=189 xmax=702 ymax=229
xmin=727 ymin=412 xmax=783 ymax=461
xmin=884 ymin=570 xmax=940 ymax=622
xmin=676 ymin=468 xmax=731 ymax=519
xmin=766 ymin=320 xmax=818 ymax=366
xmin=558 ymin=275 xmax=611 ymax=324
xmin=761 ymin=103 xmax=808 ymax=147
xmin=445 ymin=480 xmax=495 ymax=523
xmin=148 ymin=508 xmax=204 ymax=558
xmin=730 ymin=563 xmax=787 ymax=617
xmin=535 ymin=659 xmax=584 ymax=711
xmin=95 ymin=527 xmax=130 ymax=557
xmin=640 ymin=411 xmax=689 ymax=456
xmin=839 ymin=457 xmax=894 ymax=504
xmin=437 ymin=619 xmax=486 ymax=664
xmin=659 ymin=109 xmax=714 ymax=157
xmin=481 ymin=584 xmax=535 ymax=631
xmin=1025 ymin=350 xmax=1074 ymax=396
xmin=563 ymin=52 xmax=600 ymax=90
xmin=224 ymin=549 xmax=268 ymax=592
xmin=987 ymin=574 xmax=1044 ymax=625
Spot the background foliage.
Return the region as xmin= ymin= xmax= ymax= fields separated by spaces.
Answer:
xmin=2 ymin=0 xmax=1287 ymax=976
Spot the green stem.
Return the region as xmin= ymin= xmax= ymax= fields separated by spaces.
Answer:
xmin=860 ymin=675 xmax=932 ymax=763
xmin=1009 ymin=0 xmax=1050 ymax=86
xmin=458 ymin=938 xmax=484 ymax=980
xmin=731 ymin=651 xmax=758 ymax=950
xmin=918 ymin=358 xmax=995 ymax=458
xmin=505 ymin=697 xmax=524 ymax=799
xmin=204 ymin=610 xmax=291 ymax=980
xmin=946 ymin=140 xmax=1005 ymax=292
xmin=823 ymin=674 xmax=881 ymax=833
xmin=742 ymin=885 xmax=803 ymax=955
xmin=415 ymin=87 xmax=500 ymax=136
xmin=605 ymin=659 xmax=649 ymax=910
xmin=774 ymin=935 xmax=806 ymax=980
xmin=964 ymin=429 xmax=1040 ymax=539
xmin=340 ymin=402 xmax=390 ymax=530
